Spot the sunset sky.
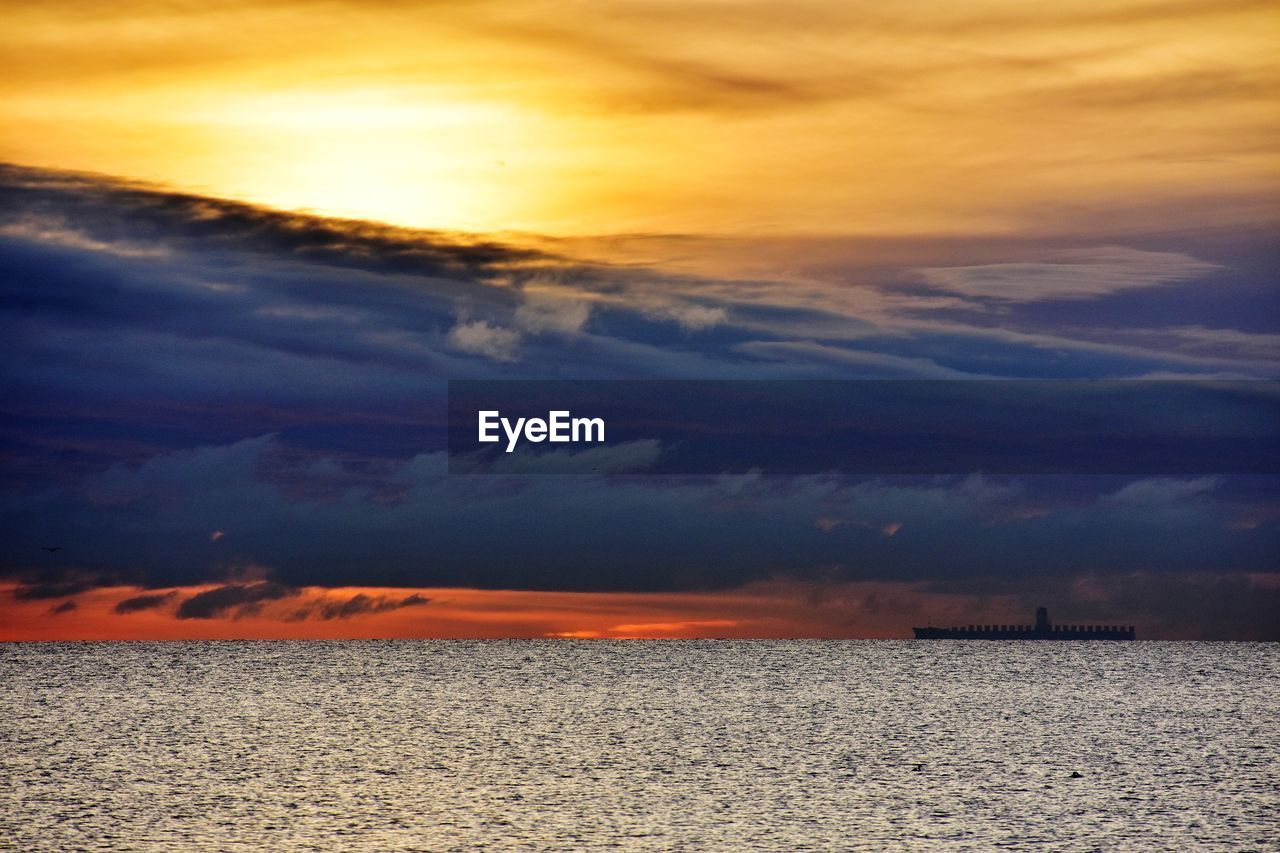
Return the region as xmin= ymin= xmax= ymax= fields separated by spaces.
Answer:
xmin=4 ymin=0 xmax=1277 ymax=236
xmin=1 ymin=0 xmax=1277 ymax=639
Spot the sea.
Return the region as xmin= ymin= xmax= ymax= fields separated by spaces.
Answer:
xmin=2 ymin=641 xmax=1276 ymax=851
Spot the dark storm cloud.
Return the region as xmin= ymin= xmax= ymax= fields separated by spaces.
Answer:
xmin=0 ymin=164 xmax=1277 ymax=636
xmin=114 ymin=591 xmax=177 ymax=614
xmin=46 ymin=600 xmax=77 ymax=616
xmin=175 ymin=582 xmax=298 ymax=620
xmin=5 ymin=434 xmax=1274 ymax=594
xmin=1 ymin=162 xmax=1273 ymax=438
xmin=0 ymin=164 xmax=544 ymax=280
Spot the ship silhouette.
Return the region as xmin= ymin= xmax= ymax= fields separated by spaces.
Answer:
xmin=913 ymin=606 xmax=1135 ymax=640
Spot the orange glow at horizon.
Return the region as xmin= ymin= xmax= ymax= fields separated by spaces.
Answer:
xmin=5 ymin=575 xmax=1277 ymax=641
xmin=1 ymin=0 xmax=1276 ymax=236
xmin=1 ymin=581 xmax=996 ymax=642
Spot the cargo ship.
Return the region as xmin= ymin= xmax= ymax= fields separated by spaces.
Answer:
xmin=913 ymin=607 xmax=1135 ymax=640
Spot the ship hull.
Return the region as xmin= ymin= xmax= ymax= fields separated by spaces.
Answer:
xmin=913 ymin=627 xmax=1134 ymax=640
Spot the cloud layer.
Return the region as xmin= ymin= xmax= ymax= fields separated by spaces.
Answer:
xmin=0 ymin=165 xmax=1276 ymax=637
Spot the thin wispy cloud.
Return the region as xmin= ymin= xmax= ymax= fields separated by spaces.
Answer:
xmin=917 ymin=247 xmax=1221 ymax=303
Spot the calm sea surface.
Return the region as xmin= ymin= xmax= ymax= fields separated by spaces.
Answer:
xmin=2 ymin=641 xmax=1277 ymax=851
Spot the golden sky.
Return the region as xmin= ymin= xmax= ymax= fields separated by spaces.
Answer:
xmin=3 ymin=0 xmax=1278 ymax=235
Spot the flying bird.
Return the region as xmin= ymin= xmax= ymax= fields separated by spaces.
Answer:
xmin=43 ymin=546 xmax=61 ymax=553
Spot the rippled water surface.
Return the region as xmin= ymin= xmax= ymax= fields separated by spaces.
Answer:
xmin=2 ymin=641 xmax=1277 ymax=850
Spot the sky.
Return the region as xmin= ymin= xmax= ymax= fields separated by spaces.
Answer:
xmin=1 ymin=0 xmax=1278 ymax=639
xmin=4 ymin=0 xmax=1277 ymax=236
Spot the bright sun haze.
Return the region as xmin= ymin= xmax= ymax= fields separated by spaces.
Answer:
xmin=2 ymin=0 xmax=1277 ymax=235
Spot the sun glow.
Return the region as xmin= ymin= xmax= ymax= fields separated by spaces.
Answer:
xmin=1 ymin=0 xmax=1276 ymax=236
xmin=169 ymin=88 xmax=551 ymax=230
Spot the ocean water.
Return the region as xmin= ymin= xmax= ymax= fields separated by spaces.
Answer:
xmin=2 ymin=641 xmax=1276 ymax=851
